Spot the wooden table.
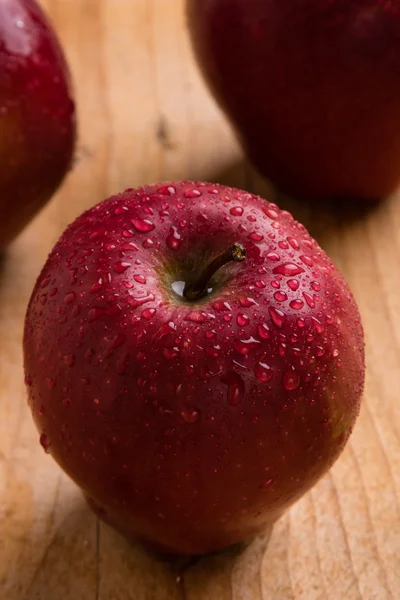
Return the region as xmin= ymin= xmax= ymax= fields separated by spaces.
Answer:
xmin=1 ymin=1 xmax=400 ymax=598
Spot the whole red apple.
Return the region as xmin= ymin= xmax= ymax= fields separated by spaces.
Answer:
xmin=187 ymin=0 xmax=400 ymax=201
xmin=24 ymin=182 xmax=365 ymax=556
xmin=0 ymin=0 xmax=76 ymax=250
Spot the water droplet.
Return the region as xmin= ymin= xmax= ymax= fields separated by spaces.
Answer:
xmin=185 ymin=311 xmax=211 ymax=324
xmin=234 ymin=337 xmax=261 ymax=355
xmin=274 ymin=291 xmax=288 ymax=302
xmin=312 ymin=317 xmax=324 ymax=334
xmin=184 ymin=188 xmax=202 ymax=198
xmin=255 ymin=362 xmax=272 ymax=382
xmin=297 ymin=318 xmax=305 ymax=328
xmin=41 ymin=276 xmax=51 ymax=288
xmin=333 ymin=349 xmax=339 ymax=357
xmin=258 ymin=324 xmax=271 ymax=339
xmin=250 ymin=232 xmax=264 ymax=242
xmin=263 ymin=207 xmax=279 ymax=220
xmin=290 ymin=299 xmax=304 ymax=310
xmin=121 ymin=242 xmax=139 ymax=252
xmin=287 ymin=279 xmax=300 ymax=291
xmin=158 ymin=185 xmax=176 ymax=195
xmin=90 ymin=228 xmax=106 ymax=240
xmin=222 ymin=371 xmax=245 ymax=406
xmin=64 ymin=354 xmax=75 ymax=367
xmin=230 ymin=206 xmax=243 ymax=216
xmin=114 ymin=206 xmax=128 ymax=215
xmin=40 ymin=433 xmax=51 ymax=453
xmin=45 ymin=378 xmax=55 ymax=389
xmin=181 ymin=406 xmax=200 ymax=423
xmin=303 ymin=292 xmax=315 ymax=308
xmin=163 ymin=348 xmax=178 ymax=359
xmin=154 ymin=321 xmax=177 ymax=341
xmin=39 ymin=405 xmax=45 ymax=416
xmin=239 ymin=296 xmax=258 ymax=308
xmin=259 ymin=478 xmax=275 ymax=490
xmin=283 ymin=369 xmax=300 ymax=391
xmin=134 ymin=274 xmax=146 ymax=284
xmin=114 ymin=261 xmax=131 ymax=274
xmin=237 ymin=314 xmax=250 ymax=327
xmin=278 ymin=240 xmax=289 ymax=249
xmin=40 ymin=294 xmax=47 ymax=305
xmin=300 ymin=255 xmax=314 ymax=267
xmin=142 ymin=308 xmax=156 ymax=319
xmin=166 ymin=226 xmax=182 ymax=250
xmin=129 ymin=292 xmax=155 ymax=308
xmin=131 ymin=218 xmax=155 ymax=232
xmin=273 ymin=263 xmax=305 ymax=277
xmin=64 ymin=292 xmax=76 ymax=304
xmin=266 ymin=252 xmax=280 ymax=261
xmin=287 ymin=237 xmax=300 ymax=250
xmin=269 ymin=307 xmax=286 ymax=328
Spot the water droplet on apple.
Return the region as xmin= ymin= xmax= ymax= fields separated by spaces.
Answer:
xmin=181 ymin=406 xmax=200 ymax=423
xmin=236 ymin=314 xmax=250 ymax=327
xmin=287 ymin=279 xmax=300 ymax=291
xmin=274 ymin=291 xmax=288 ymax=302
xmin=230 ymin=206 xmax=243 ymax=216
xmin=312 ymin=317 xmax=324 ymax=333
xmin=269 ymin=307 xmax=286 ymax=328
xmin=40 ymin=433 xmax=51 ymax=453
xmin=266 ymin=252 xmax=280 ymax=261
xmin=283 ymin=369 xmax=300 ymax=391
xmin=255 ymin=362 xmax=272 ymax=382
xmin=258 ymin=324 xmax=271 ymax=339
xmin=64 ymin=292 xmax=76 ymax=304
xmin=239 ymin=296 xmax=257 ymax=308
xmin=273 ymin=263 xmax=305 ymax=277
xmin=287 ymin=237 xmax=300 ymax=250
xmin=303 ymin=292 xmax=315 ymax=308
xmin=311 ymin=281 xmax=322 ymax=292
xmin=158 ymin=185 xmax=176 ymax=196
xmin=186 ymin=311 xmax=210 ymax=324
xmin=290 ymin=299 xmax=304 ymax=310
xmin=300 ymin=255 xmax=314 ymax=267
xmin=234 ymin=337 xmax=260 ymax=355
xmin=259 ymin=478 xmax=275 ymax=490
xmin=142 ymin=308 xmax=156 ymax=319
xmin=163 ymin=348 xmax=178 ymax=360
xmin=166 ymin=226 xmax=182 ymax=250
xmin=250 ymin=232 xmax=264 ymax=242
xmin=131 ymin=218 xmax=155 ymax=232
xmin=114 ymin=205 xmax=128 ymax=215
xmin=45 ymin=378 xmax=55 ymax=389
xmin=134 ymin=274 xmax=146 ymax=284
xmin=333 ymin=348 xmax=339 ymax=357
xmin=222 ymin=371 xmax=245 ymax=406
xmin=184 ymin=188 xmax=202 ymax=198
xmin=114 ymin=261 xmax=131 ymax=274
xmin=63 ymin=354 xmax=75 ymax=367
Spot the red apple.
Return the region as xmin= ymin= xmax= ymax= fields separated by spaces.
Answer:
xmin=24 ymin=182 xmax=365 ymax=556
xmin=0 ymin=0 xmax=76 ymax=250
xmin=187 ymin=0 xmax=400 ymax=201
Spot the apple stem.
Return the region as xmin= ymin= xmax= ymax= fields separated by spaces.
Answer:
xmin=184 ymin=242 xmax=246 ymax=301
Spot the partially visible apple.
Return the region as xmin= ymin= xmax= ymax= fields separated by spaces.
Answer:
xmin=24 ymin=181 xmax=365 ymax=556
xmin=187 ymin=0 xmax=400 ymax=201
xmin=0 ymin=0 xmax=76 ymax=250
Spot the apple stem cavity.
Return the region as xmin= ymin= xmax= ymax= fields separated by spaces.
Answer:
xmin=184 ymin=242 xmax=246 ymax=301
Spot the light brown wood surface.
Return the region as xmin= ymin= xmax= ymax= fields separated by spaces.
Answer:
xmin=1 ymin=1 xmax=400 ymax=598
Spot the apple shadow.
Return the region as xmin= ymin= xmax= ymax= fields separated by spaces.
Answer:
xmin=203 ymin=158 xmax=382 ymax=250
xmin=11 ymin=484 xmax=272 ymax=600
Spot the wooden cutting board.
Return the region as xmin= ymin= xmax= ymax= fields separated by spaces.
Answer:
xmin=1 ymin=1 xmax=399 ymax=598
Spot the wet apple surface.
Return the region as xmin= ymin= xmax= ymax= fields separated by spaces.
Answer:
xmin=24 ymin=182 xmax=365 ymax=555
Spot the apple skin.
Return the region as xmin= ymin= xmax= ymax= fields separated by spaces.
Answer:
xmin=0 ymin=0 xmax=76 ymax=250
xmin=187 ymin=0 xmax=400 ymax=201
xmin=23 ymin=182 xmax=365 ymax=556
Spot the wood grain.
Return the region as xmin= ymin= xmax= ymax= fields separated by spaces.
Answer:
xmin=1 ymin=1 xmax=399 ymax=598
